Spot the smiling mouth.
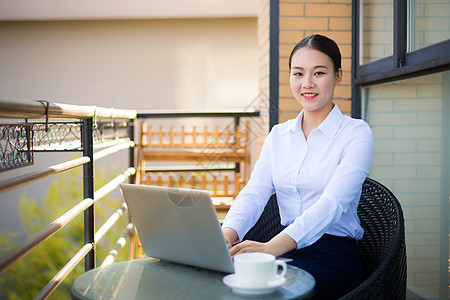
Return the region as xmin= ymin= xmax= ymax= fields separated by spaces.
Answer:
xmin=301 ymin=93 xmax=318 ymax=100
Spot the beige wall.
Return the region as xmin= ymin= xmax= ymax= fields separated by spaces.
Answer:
xmin=0 ymin=18 xmax=258 ymax=111
xmin=0 ymin=15 xmax=260 ymax=241
xmin=256 ymin=0 xmax=271 ymax=140
xmin=0 ymin=0 xmax=258 ymax=20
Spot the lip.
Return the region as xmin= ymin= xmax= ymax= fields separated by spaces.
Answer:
xmin=301 ymin=93 xmax=318 ymax=100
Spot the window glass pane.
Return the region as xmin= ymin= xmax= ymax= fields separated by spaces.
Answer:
xmin=360 ymin=0 xmax=394 ymax=64
xmin=364 ymin=71 xmax=450 ymax=299
xmin=408 ymin=0 xmax=450 ymax=52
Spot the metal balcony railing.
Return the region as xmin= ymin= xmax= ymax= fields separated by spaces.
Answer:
xmin=0 ymin=98 xmax=136 ymax=300
xmin=0 ymin=98 xmax=261 ymax=299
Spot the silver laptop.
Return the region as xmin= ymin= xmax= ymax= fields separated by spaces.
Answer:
xmin=120 ymin=183 xmax=235 ymax=273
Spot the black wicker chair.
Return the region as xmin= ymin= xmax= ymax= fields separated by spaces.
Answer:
xmin=242 ymin=177 xmax=407 ymax=300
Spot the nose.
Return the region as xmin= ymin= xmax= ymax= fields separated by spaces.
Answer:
xmin=302 ymin=75 xmax=314 ymax=89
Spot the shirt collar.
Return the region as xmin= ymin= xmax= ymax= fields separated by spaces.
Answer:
xmin=290 ymin=104 xmax=344 ymax=138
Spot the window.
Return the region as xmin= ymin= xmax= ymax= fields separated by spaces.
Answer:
xmin=408 ymin=0 xmax=450 ymax=52
xmin=353 ymin=0 xmax=450 ymax=298
xmin=353 ymin=0 xmax=450 ymax=89
xmin=360 ymin=0 xmax=394 ymax=64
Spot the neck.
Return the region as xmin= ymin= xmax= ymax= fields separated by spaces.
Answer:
xmin=301 ymin=104 xmax=333 ymax=139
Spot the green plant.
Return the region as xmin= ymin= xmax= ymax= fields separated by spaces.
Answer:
xmin=0 ymin=165 xmax=129 ymax=299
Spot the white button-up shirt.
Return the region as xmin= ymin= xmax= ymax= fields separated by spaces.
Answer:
xmin=222 ymin=105 xmax=374 ymax=249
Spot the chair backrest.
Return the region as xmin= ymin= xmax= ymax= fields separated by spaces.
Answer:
xmin=340 ymin=178 xmax=406 ymax=299
xmin=242 ymin=192 xmax=285 ymax=242
xmin=242 ymin=178 xmax=407 ymax=300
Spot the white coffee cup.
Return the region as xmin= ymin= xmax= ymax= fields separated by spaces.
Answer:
xmin=233 ymin=253 xmax=287 ymax=287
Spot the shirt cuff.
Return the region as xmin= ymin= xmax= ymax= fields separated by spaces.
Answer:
xmin=221 ymin=220 xmax=246 ymax=242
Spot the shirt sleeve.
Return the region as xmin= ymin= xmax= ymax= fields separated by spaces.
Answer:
xmin=282 ymin=121 xmax=374 ymax=249
xmin=221 ymin=130 xmax=276 ymax=241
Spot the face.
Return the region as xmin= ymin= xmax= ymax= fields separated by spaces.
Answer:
xmin=289 ymin=47 xmax=342 ymax=115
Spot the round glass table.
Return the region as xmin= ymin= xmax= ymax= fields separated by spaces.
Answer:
xmin=71 ymin=258 xmax=315 ymax=300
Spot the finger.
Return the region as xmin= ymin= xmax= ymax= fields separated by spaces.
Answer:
xmin=230 ymin=241 xmax=257 ymax=256
xmin=229 ymin=242 xmax=246 ymax=256
xmin=233 ymin=247 xmax=253 ymax=256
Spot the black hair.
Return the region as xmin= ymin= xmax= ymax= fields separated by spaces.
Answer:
xmin=288 ymin=34 xmax=342 ymax=73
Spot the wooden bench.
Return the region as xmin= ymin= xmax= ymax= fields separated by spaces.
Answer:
xmin=140 ymin=171 xmax=243 ymax=197
xmin=137 ymin=120 xmax=251 ymax=193
xmin=132 ymin=112 xmax=259 ymax=259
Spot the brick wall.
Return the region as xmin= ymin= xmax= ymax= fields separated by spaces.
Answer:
xmin=366 ymin=72 xmax=445 ymax=297
xmin=278 ymin=0 xmax=353 ymax=122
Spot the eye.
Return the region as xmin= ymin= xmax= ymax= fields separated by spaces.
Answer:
xmin=292 ymin=72 xmax=303 ymax=76
xmin=314 ymin=71 xmax=326 ymax=76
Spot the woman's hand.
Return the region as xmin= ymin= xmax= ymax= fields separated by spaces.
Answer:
xmin=229 ymin=240 xmax=270 ymax=256
xmin=230 ymin=233 xmax=297 ymax=257
xmin=224 ymin=236 xmax=233 ymax=249
xmin=222 ymin=227 xmax=239 ymax=249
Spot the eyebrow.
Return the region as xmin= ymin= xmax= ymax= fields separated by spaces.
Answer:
xmin=291 ymin=65 xmax=329 ymax=70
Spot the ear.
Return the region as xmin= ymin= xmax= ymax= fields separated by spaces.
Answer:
xmin=334 ymin=68 xmax=343 ymax=86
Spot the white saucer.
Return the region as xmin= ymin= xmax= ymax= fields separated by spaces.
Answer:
xmin=223 ymin=274 xmax=286 ymax=296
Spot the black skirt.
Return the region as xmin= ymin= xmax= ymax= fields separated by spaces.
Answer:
xmin=280 ymin=234 xmax=363 ymax=300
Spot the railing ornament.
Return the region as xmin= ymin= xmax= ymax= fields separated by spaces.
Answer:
xmin=36 ymin=100 xmax=50 ymax=132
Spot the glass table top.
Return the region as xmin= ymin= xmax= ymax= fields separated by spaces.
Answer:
xmin=71 ymin=258 xmax=315 ymax=300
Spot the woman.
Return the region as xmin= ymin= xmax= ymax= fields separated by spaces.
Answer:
xmin=222 ymin=34 xmax=373 ymax=299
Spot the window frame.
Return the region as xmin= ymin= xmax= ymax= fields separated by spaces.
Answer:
xmin=352 ymin=1 xmax=450 ymax=298
xmin=352 ymin=0 xmax=450 ymax=117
